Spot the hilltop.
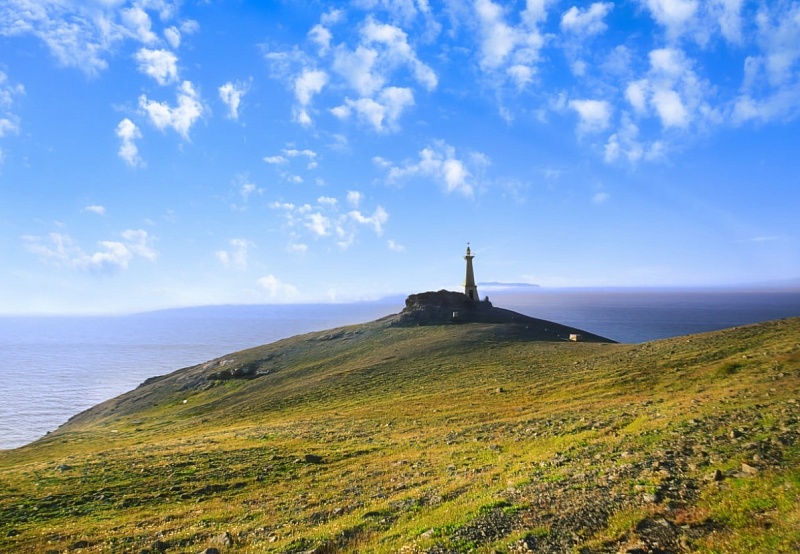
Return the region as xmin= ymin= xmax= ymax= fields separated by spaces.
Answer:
xmin=0 ymin=296 xmax=798 ymax=553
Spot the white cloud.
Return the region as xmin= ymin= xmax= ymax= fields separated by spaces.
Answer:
xmin=0 ymin=71 xmax=24 ymax=140
xmin=604 ymin=119 xmax=642 ymax=164
xmin=592 ymin=192 xmax=610 ymax=204
xmin=507 ymin=64 xmax=534 ymax=89
xmin=387 ymin=239 xmax=405 ymax=252
xmin=121 ymin=229 xmax=157 ymax=261
xmin=215 ymin=238 xmax=251 ymax=270
xmin=651 ymin=89 xmax=689 ymax=128
xmin=0 ymin=3 xmax=193 ymax=78
xmin=288 ymin=243 xmax=309 ymax=254
xmin=475 ymin=0 xmax=518 ymax=70
xmin=164 ymin=26 xmax=181 ymax=49
xmin=134 ymin=48 xmax=178 ymax=85
xmin=257 ymin=274 xmax=299 ymax=299
xmin=756 ymin=3 xmax=800 ymax=87
xmin=361 ymin=18 xmax=438 ymax=91
xmin=308 ymin=24 xmax=333 ymax=54
xmin=0 ymin=2 xmax=121 ymax=75
xmin=347 ymin=190 xmax=363 ymax=206
xmin=468 ymin=0 xmax=550 ymax=91
xmin=240 ymin=182 xmax=261 ymax=201
xmin=560 ymin=3 xmax=613 ymax=36
xmin=710 ymin=0 xmax=745 ymax=44
xmin=333 ymin=44 xmax=384 ymax=96
xmin=641 ymin=0 xmax=698 ymax=40
xmin=625 ymin=80 xmax=648 ymax=114
xmin=139 ymin=81 xmax=204 ymax=139
xmin=121 ymin=6 xmax=158 ymax=44
xmin=622 ymin=48 xmax=716 ymax=131
xmin=82 ymin=205 xmax=106 ymax=216
xmin=383 ymin=140 xmax=482 ymax=196
xmin=264 ymin=155 xmax=288 ymax=165
xmin=349 ymin=206 xmax=389 ymax=235
xmin=327 ymin=16 xmax=437 ymax=123
xmin=0 ymin=71 xmax=25 ymax=108
xmin=568 ymin=99 xmax=612 ymax=134
xmin=115 ymin=118 xmax=143 ymax=167
xmin=180 ymin=19 xmax=200 ymax=34
xmin=219 ymin=79 xmax=251 ymax=120
xmin=0 ymin=117 xmax=19 ymax=138
xmin=730 ymin=4 xmax=800 ymax=124
xmin=321 ymin=9 xmax=344 ymax=26
xmin=23 ymin=229 xmax=157 ymax=272
xmin=280 ymin=148 xmax=318 ymax=170
xmin=334 ymin=87 xmax=415 ymax=132
xmin=270 ymin=194 xmax=389 ymax=251
xmin=293 ymin=69 xmax=328 ymax=126
xmin=307 ymin=212 xmax=331 ymax=237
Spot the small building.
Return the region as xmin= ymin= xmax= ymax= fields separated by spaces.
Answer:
xmin=569 ymin=334 xmax=582 ymax=342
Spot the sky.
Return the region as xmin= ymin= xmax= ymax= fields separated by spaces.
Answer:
xmin=1 ymin=0 xmax=799 ymax=315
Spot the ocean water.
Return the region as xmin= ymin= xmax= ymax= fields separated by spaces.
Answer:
xmin=2 ymin=290 xmax=799 ymax=450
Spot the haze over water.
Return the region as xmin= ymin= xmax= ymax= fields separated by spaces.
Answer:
xmin=2 ymin=289 xmax=799 ymax=450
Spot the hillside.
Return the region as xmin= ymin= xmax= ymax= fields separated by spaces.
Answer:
xmin=1 ymin=301 xmax=799 ymax=553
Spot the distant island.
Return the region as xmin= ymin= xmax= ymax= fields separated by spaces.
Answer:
xmin=478 ymin=281 xmax=540 ymax=289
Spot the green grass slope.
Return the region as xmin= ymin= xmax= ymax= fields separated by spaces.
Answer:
xmin=1 ymin=317 xmax=799 ymax=553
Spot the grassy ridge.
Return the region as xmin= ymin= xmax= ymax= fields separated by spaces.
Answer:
xmin=1 ymin=317 xmax=799 ymax=553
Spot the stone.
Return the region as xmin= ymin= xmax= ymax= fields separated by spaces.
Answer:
xmin=741 ymin=463 xmax=759 ymax=475
xmin=198 ymin=549 xmax=220 ymax=554
xmin=210 ymin=531 xmax=233 ymax=547
xmin=304 ymin=454 xmax=323 ymax=464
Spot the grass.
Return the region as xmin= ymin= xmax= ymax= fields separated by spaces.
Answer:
xmin=0 ymin=317 xmax=799 ymax=552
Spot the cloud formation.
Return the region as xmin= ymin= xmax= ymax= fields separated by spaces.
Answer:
xmin=257 ymin=274 xmax=298 ymax=299
xmin=264 ymin=11 xmax=437 ymax=133
xmin=23 ymin=229 xmax=157 ymax=272
xmin=269 ymin=193 xmax=389 ymax=250
xmin=569 ymin=99 xmax=612 ymax=134
xmin=0 ymin=1 xmax=183 ymax=76
xmin=134 ymin=48 xmax=178 ymax=85
xmin=116 ymin=118 xmax=143 ymax=167
xmin=215 ymin=238 xmax=251 ymax=270
xmin=82 ymin=205 xmax=106 ymax=216
xmin=379 ymin=140 xmax=486 ymax=196
xmin=139 ymin=81 xmax=204 ymax=139
xmin=219 ymin=79 xmax=251 ymax=120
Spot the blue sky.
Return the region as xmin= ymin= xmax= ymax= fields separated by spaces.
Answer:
xmin=1 ymin=0 xmax=799 ymax=314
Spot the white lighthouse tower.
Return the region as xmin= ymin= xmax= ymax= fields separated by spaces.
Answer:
xmin=464 ymin=244 xmax=479 ymax=301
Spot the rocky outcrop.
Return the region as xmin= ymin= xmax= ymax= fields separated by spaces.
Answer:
xmin=395 ymin=290 xmax=495 ymax=324
xmin=386 ymin=290 xmax=614 ymax=342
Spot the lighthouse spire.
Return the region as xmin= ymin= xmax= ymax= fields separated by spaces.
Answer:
xmin=464 ymin=243 xmax=479 ymax=301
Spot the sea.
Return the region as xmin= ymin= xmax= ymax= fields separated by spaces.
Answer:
xmin=2 ymin=289 xmax=799 ymax=450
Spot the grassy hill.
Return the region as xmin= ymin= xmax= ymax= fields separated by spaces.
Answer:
xmin=1 ymin=311 xmax=799 ymax=553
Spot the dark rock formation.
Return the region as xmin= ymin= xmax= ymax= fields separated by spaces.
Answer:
xmin=383 ymin=290 xmax=615 ymax=342
xmin=396 ymin=290 xmax=496 ymax=324
xmin=387 ymin=290 xmax=614 ymax=342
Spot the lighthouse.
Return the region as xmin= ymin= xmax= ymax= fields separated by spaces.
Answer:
xmin=464 ymin=244 xmax=479 ymax=301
